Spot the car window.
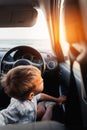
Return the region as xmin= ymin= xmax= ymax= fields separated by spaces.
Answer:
xmin=60 ymin=1 xmax=80 ymax=73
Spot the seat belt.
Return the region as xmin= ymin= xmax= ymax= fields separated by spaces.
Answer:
xmin=65 ymin=60 xmax=82 ymax=128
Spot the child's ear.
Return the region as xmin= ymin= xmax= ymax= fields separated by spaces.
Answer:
xmin=28 ymin=92 xmax=35 ymax=100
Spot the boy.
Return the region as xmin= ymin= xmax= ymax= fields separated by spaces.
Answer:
xmin=0 ymin=65 xmax=66 ymax=125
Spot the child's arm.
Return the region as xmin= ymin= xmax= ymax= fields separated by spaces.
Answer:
xmin=39 ymin=93 xmax=67 ymax=105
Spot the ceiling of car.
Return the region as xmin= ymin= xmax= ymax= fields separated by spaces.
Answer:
xmin=0 ymin=0 xmax=39 ymax=7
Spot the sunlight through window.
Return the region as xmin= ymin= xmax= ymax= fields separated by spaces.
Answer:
xmin=60 ymin=0 xmax=69 ymax=56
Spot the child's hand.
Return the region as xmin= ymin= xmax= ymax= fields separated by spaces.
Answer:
xmin=57 ymin=95 xmax=67 ymax=106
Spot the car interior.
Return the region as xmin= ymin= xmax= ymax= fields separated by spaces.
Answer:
xmin=0 ymin=0 xmax=87 ymax=130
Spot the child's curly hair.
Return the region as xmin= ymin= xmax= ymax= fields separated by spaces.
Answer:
xmin=1 ymin=65 xmax=41 ymax=101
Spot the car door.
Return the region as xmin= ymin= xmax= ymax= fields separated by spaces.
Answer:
xmin=57 ymin=0 xmax=87 ymax=129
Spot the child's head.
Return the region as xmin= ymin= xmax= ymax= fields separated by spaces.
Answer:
xmin=1 ymin=65 xmax=43 ymax=101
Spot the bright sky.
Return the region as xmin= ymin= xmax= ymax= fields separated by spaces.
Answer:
xmin=0 ymin=9 xmax=50 ymax=39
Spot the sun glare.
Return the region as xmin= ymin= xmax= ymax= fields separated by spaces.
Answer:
xmin=60 ymin=0 xmax=69 ymax=55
